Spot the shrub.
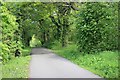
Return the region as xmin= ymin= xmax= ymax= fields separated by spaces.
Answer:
xmin=76 ymin=3 xmax=118 ymax=53
xmin=1 ymin=3 xmax=22 ymax=63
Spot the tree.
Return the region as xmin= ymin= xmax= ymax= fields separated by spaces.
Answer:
xmin=50 ymin=2 xmax=75 ymax=47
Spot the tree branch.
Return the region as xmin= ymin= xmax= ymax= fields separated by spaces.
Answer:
xmin=49 ymin=15 xmax=61 ymax=27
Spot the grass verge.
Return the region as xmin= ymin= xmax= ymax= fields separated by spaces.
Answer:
xmin=0 ymin=63 xmax=1 ymax=80
xmin=2 ymin=47 xmax=31 ymax=78
xmin=52 ymin=44 xmax=119 ymax=78
xmin=21 ymin=47 xmax=31 ymax=56
xmin=2 ymin=56 xmax=31 ymax=78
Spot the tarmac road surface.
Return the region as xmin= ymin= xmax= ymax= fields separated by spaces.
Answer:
xmin=29 ymin=48 xmax=102 ymax=78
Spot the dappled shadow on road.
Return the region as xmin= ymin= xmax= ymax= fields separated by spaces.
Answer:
xmin=30 ymin=48 xmax=75 ymax=63
xmin=47 ymin=54 xmax=70 ymax=62
xmin=30 ymin=48 xmax=53 ymax=55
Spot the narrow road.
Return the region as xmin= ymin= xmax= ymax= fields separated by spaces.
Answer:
xmin=29 ymin=48 xmax=101 ymax=78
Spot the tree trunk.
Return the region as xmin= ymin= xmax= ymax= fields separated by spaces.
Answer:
xmin=26 ymin=36 xmax=32 ymax=47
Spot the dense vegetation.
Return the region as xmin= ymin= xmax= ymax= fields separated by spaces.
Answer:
xmin=0 ymin=1 xmax=119 ymax=78
xmin=76 ymin=3 xmax=118 ymax=53
xmin=52 ymin=44 xmax=118 ymax=78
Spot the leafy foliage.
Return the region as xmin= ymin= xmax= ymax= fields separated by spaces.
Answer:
xmin=0 ymin=2 xmax=22 ymax=63
xmin=30 ymin=34 xmax=41 ymax=47
xmin=76 ymin=3 xmax=118 ymax=53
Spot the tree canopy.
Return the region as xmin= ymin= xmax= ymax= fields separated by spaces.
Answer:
xmin=0 ymin=2 xmax=118 ymax=63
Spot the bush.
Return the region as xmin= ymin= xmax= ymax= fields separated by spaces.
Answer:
xmin=1 ymin=3 xmax=22 ymax=63
xmin=76 ymin=3 xmax=118 ymax=53
xmin=50 ymin=40 xmax=62 ymax=50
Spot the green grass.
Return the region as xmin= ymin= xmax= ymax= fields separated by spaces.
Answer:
xmin=52 ymin=44 xmax=119 ymax=78
xmin=2 ymin=47 xmax=31 ymax=78
xmin=0 ymin=56 xmax=2 ymax=79
xmin=0 ymin=63 xmax=2 ymax=80
xmin=21 ymin=47 xmax=32 ymax=56
xmin=2 ymin=56 xmax=31 ymax=78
